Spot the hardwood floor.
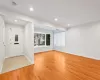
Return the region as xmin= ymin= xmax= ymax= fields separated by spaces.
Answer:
xmin=0 ymin=50 xmax=100 ymax=80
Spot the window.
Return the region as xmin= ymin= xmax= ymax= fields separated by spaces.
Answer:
xmin=34 ymin=33 xmax=50 ymax=46
xmin=15 ymin=34 xmax=18 ymax=42
xmin=46 ymin=34 xmax=50 ymax=46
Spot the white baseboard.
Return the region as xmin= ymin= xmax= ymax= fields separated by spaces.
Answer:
xmin=5 ymin=55 xmax=24 ymax=59
xmin=0 ymin=58 xmax=5 ymax=74
xmin=0 ymin=63 xmax=3 ymax=74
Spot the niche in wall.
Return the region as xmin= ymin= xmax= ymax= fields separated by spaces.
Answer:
xmin=54 ymin=32 xmax=65 ymax=47
xmin=0 ymin=14 xmax=34 ymax=74
xmin=34 ymin=33 xmax=50 ymax=46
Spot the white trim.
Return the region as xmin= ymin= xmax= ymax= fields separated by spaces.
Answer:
xmin=0 ymin=62 xmax=3 ymax=74
xmin=24 ymin=54 xmax=34 ymax=64
xmin=5 ymin=54 xmax=24 ymax=59
xmin=34 ymin=32 xmax=46 ymax=34
xmin=0 ymin=57 xmax=5 ymax=74
xmin=34 ymin=45 xmax=50 ymax=48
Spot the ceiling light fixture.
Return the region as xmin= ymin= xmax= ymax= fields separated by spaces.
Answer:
xmin=54 ymin=18 xmax=58 ymax=21
xmin=30 ymin=7 xmax=34 ymax=11
xmin=14 ymin=20 xmax=18 ymax=22
xmin=68 ymin=24 xmax=70 ymax=26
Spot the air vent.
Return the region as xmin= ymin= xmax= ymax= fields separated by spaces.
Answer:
xmin=12 ymin=0 xmax=18 ymax=6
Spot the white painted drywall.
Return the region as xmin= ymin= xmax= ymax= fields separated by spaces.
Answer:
xmin=0 ymin=16 xmax=5 ymax=73
xmin=53 ymin=31 xmax=66 ymax=52
xmin=0 ymin=43 xmax=5 ymax=73
xmin=66 ymin=22 xmax=100 ymax=60
xmin=24 ymin=23 xmax=34 ymax=64
xmin=5 ymin=24 xmax=24 ymax=58
xmin=34 ymin=27 xmax=54 ymax=53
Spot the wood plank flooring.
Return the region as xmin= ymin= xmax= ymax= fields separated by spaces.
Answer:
xmin=0 ymin=50 xmax=100 ymax=80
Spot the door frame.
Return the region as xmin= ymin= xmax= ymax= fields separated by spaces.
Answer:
xmin=5 ymin=24 xmax=24 ymax=58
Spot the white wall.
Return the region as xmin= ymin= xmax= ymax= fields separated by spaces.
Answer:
xmin=34 ymin=27 xmax=54 ymax=53
xmin=24 ymin=23 xmax=34 ymax=64
xmin=54 ymin=31 xmax=67 ymax=52
xmin=66 ymin=22 xmax=100 ymax=60
xmin=0 ymin=16 xmax=5 ymax=73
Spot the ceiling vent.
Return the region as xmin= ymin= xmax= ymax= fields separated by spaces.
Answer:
xmin=12 ymin=0 xmax=18 ymax=6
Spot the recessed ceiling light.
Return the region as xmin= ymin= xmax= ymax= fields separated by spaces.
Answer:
xmin=54 ymin=18 xmax=58 ymax=21
xmin=14 ymin=20 xmax=18 ymax=22
xmin=68 ymin=24 xmax=70 ymax=26
xmin=30 ymin=7 xmax=34 ymax=11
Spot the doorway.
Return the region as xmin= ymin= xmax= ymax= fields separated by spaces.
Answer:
xmin=6 ymin=25 xmax=24 ymax=58
xmin=0 ymin=14 xmax=34 ymax=74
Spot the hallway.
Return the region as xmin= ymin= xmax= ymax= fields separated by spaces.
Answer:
xmin=0 ymin=51 xmax=100 ymax=80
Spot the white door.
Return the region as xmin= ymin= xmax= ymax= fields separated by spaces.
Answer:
xmin=6 ymin=25 xmax=24 ymax=58
xmin=0 ymin=16 xmax=5 ymax=72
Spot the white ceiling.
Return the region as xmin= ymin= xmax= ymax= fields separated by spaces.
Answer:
xmin=1 ymin=15 xmax=28 ymax=26
xmin=0 ymin=0 xmax=100 ymax=27
xmin=4 ymin=18 xmax=28 ymax=26
xmin=0 ymin=14 xmax=28 ymax=26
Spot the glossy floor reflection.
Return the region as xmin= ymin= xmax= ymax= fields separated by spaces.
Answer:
xmin=0 ymin=50 xmax=100 ymax=80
